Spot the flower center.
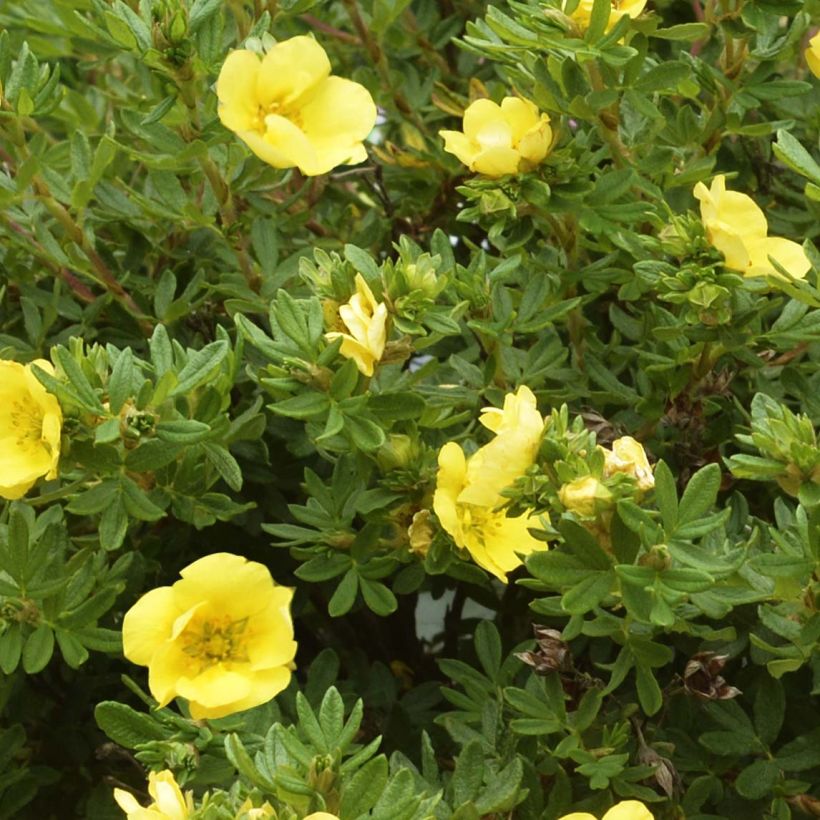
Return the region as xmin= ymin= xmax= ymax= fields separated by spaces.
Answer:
xmin=460 ymin=505 xmax=506 ymax=543
xmin=10 ymin=400 xmax=43 ymax=449
xmin=183 ymin=617 xmax=249 ymax=666
xmin=252 ymin=101 xmax=304 ymax=134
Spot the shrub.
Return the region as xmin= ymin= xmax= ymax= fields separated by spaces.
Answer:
xmin=0 ymin=0 xmax=819 ymax=818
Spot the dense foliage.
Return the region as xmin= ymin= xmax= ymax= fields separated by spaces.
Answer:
xmin=0 ymin=0 xmax=819 ymax=818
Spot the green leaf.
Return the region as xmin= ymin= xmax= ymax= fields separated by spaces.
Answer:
xmin=329 ymin=569 xmax=358 ymax=617
xmin=22 ymin=624 xmax=54 ymax=674
xmin=773 ymin=129 xmax=820 ymax=186
xmin=169 ymin=341 xmax=229 ymax=397
xmin=225 ymin=733 xmax=277 ymax=791
xmin=775 ymin=728 xmax=820 ymax=771
xmin=635 ymin=663 xmax=663 ymax=716
xmin=202 ymin=442 xmax=243 ymax=491
xmin=0 ymin=626 xmax=23 ymax=674
xmin=735 ymin=759 xmax=779 ymax=800
xmin=188 ymin=0 xmax=224 ymax=31
xmin=474 ymin=757 xmax=524 ymax=814
xmin=653 ymin=460 xmax=678 ymax=531
xmin=271 ymin=393 xmax=330 ymax=420
xmin=108 ymin=347 xmax=134 ymax=413
xmin=651 ymin=22 xmax=711 ymax=40
xmin=677 ymin=463 xmax=721 ymax=526
xmin=586 ymin=0 xmax=613 ymax=40
xmin=344 ymin=244 xmax=380 ymax=279
xmin=754 ymin=676 xmax=784 ymax=746
xmin=296 ymin=691 xmax=327 ymax=752
xmin=94 ymin=702 xmax=169 ymax=748
xmin=155 ymin=419 xmax=211 ymax=444
xmin=474 ymin=621 xmax=502 ymax=680
xmin=345 ymin=414 xmax=386 ymax=451
xmin=318 ymin=687 xmax=345 ymax=748
xmin=359 ymin=579 xmax=397 ymax=616
xmin=49 ymin=347 xmax=106 ymax=413
xmin=561 ymin=572 xmax=614 ymax=614
xmin=339 ymin=754 xmax=389 ymax=819
xmin=452 ymin=740 xmax=484 ymax=806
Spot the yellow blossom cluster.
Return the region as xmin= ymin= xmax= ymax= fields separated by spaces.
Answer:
xmin=694 ymin=175 xmax=811 ymax=281
xmin=433 ymin=386 xmax=549 ymax=581
xmin=114 ymin=770 xmax=193 ymax=819
xmin=0 ymin=359 xmax=62 ymax=500
xmin=325 ymin=274 xmax=388 ymax=376
xmin=216 ymin=36 xmax=377 ymax=176
xmin=559 ymin=436 xmax=654 ymax=516
xmin=565 ymin=0 xmax=647 ymax=33
xmin=122 ymin=553 xmax=296 ymax=720
xmin=559 ymin=800 xmax=654 ymax=820
xmin=806 ymin=32 xmax=820 ymax=78
xmin=440 ymin=97 xmax=553 ymax=177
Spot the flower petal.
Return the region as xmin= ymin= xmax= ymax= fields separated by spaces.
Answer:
xmin=747 ymin=235 xmax=811 ymax=280
xmin=298 ymin=76 xmax=377 ymax=174
xmin=176 ymin=664 xmax=253 ymax=710
xmin=122 ymin=586 xmax=179 ymax=666
xmin=500 ymin=97 xmax=540 ymax=142
xmin=602 ymin=800 xmax=655 ymax=820
xmin=216 ymin=50 xmax=262 ymax=132
xmin=462 ymin=98 xmax=503 ymax=139
xmin=440 ymin=130 xmax=478 ymax=168
xmin=472 ymin=147 xmax=522 ymax=176
xmin=257 ymin=36 xmax=330 ymax=109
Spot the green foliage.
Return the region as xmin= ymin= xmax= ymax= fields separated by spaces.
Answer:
xmin=1 ymin=0 xmax=819 ymax=817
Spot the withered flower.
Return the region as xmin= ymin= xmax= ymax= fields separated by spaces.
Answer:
xmin=683 ymin=652 xmax=741 ymax=701
xmin=515 ymin=625 xmax=571 ymax=675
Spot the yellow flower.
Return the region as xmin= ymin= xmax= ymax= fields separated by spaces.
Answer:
xmin=559 ymin=476 xmax=611 ymax=517
xmin=806 ymin=32 xmax=820 ymax=78
xmin=560 ymin=799 xmax=655 ymax=820
xmin=440 ymin=97 xmax=552 ymax=177
xmin=122 ymin=553 xmax=297 ymax=720
xmin=325 ymin=274 xmax=388 ymax=376
xmin=216 ymin=36 xmax=377 ymax=176
xmin=433 ymin=386 xmax=547 ymax=582
xmin=565 ymin=0 xmax=647 ymax=33
xmin=602 ymin=436 xmax=654 ymax=492
xmin=407 ymin=509 xmax=434 ymax=557
xmin=304 ymin=814 xmax=340 ymax=820
xmin=694 ymin=175 xmax=811 ymax=280
xmin=0 ymin=359 xmax=62 ymax=500
xmin=114 ymin=770 xmax=194 ymax=819
xmin=235 ymin=799 xmax=276 ymax=819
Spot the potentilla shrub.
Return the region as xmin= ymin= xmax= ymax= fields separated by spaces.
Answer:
xmin=0 ymin=0 xmax=819 ymax=818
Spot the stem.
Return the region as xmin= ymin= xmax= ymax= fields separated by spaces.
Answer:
xmin=34 ymin=182 xmax=152 ymax=335
xmin=584 ymin=62 xmax=632 ymax=167
xmin=340 ymin=0 xmax=424 ymax=130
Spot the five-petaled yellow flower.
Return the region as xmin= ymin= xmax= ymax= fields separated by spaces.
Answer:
xmin=216 ymin=36 xmax=377 ymax=176
xmin=694 ymin=175 xmax=811 ymax=281
xmin=806 ymin=32 xmax=820 ymax=78
xmin=433 ymin=386 xmax=548 ymax=582
xmin=440 ymin=97 xmax=553 ymax=177
xmin=0 ymin=359 xmax=62 ymax=500
xmin=325 ymin=274 xmax=388 ymax=377
xmin=603 ymin=436 xmax=654 ymax=492
xmin=122 ymin=553 xmax=297 ymax=720
xmin=114 ymin=769 xmax=193 ymax=819
xmin=560 ymin=799 xmax=654 ymax=820
xmin=304 ymin=814 xmax=340 ymax=820
xmin=565 ymin=0 xmax=647 ymax=32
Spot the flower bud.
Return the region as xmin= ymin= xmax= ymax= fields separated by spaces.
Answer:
xmin=559 ymin=476 xmax=610 ymax=517
xmin=603 ymin=436 xmax=654 ymax=492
